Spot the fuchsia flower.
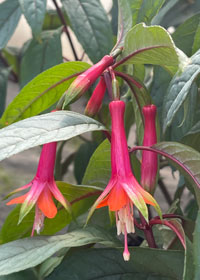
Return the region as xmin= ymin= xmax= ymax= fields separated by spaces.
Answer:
xmin=63 ymin=55 xmax=114 ymax=106
xmin=7 ymin=142 xmax=71 ymax=236
xmin=87 ymin=100 xmax=161 ymax=261
xmin=85 ymin=76 xmax=106 ymax=117
xmin=141 ymin=104 xmax=158 ymax=194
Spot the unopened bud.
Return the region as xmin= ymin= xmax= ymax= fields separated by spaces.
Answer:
xmin=62 ymin=55 xmax=114 ymax=108
xmin=84 ymin=76 xmax=106 ymax=117
xmin=141 ymin=104 xmax=158 ymax=194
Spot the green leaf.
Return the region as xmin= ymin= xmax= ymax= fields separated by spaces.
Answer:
xmin=37 ymin=252 xmax=67 ymax=280
xmin=47 ymin=247 xmax=184 ymax=280
xmin=82 ymin=138 xmax=141 ymax=188
xmin=0 ymin=269 xmax=37 ymax=280
xmin=0 ymin=227 xmax=118 ymax=276
xmin=20 ymin=28 xmax=62 ymax=87
xmin=61 ymin=0 xmax=113 ymax=63
xmin=183 ymin=212 xmax=200 ymax=280
xmin=74 ymin=142 xmax=98 ymax=184
xmin=0 ymin=68 xmax=10 ymax=117
xmin=2 ymin=47 xmax=20 ymax=75
xmin=82 ymin=139 xmax=111 ymax=188
xmin=162 ymin=50 xmax=200 ymax=133
xmin=130 ymin=83 xmax=152 ymax=145
xmin=152 ymin=0 xmax=179 ymax=25
xmin=19 ymin=0 xmax=46 ymax=36
xmin=152 ymin=142 xmax=200 ymax=206
xmin=0 ymin=62 xmax=90 ymax=126
xmin=173 ymin=12 xmax=200 ymax=56
xmin=155 ymin=0 xmax=200 ymax=29
xmin=150 ymin=66 xmax=172 ymax=121
xmin=183 ymin=120 xmax=200 ymax=152
xmin=169 ymin=84 xmax=198 ymax=142
xmin=0 ymin=0 xmax=21 ymax=50
xmin=192 ymin=210 xmax=200 ymax=280
xmin=1 ymin=183 xmax=101 ymax=243
xmin=0 ymin=111 xmax=105 ymax=162
xmin=122 ymin=23 xmax=179 ymax=73
xmin=115 ymin=0 xmax=132 ymax=49
xmin=43 ymin=9 xmax=70 ymax=30
xmin=130 ymin=0 xmax=165 ymax=26
xmin=183 ymin=237 xmax=194 ymax=280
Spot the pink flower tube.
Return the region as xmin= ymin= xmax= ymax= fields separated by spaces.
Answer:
xmin=87 ymin=100 xmax=161 ymax=261
xmin=141 ymin=104 xmax=158 ymax=194
xmin=85 ymin=76 xmax=106 ymax=117
xmin=7 ymin=142 xmax=71 ymax=236
xmin=63 ymin=55 xmax=114 ymax=107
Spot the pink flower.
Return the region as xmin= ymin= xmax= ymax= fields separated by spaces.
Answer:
xmin=63 ymin=55 xmax=114 ymax=106
xmin=85 ymin=76 xmax=106 ymax=117
xmin=87 ymin=100 xmax=161 ymax=261
xmin=141 ymin=104 xmax=158 ymax=194
xmin=7 ymin=142 xmax=71 ymax=236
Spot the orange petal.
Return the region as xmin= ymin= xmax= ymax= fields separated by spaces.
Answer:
xmin=37 ymin=187 xmax=57 ymax=218
xmin=96 ymin=195 xmax=109 ymax=208
xmin=108 ymin=184 xmax=128 ymax=211
xmin=6 ymin=194 xmax=28 ymax=205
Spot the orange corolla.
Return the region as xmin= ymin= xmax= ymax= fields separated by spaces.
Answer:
xmin=7 ymin=142 xmax=70 ymax=236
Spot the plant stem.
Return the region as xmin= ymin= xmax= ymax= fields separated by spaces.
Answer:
xmin=119 ymin=74 xmax=144 ymax=127
xmin=130 ymin=145 xmax=200 ymax=189
xmin=139 ymin=212 xmax=157 ymax=248
xmin=71 ymin=190 xmax=101 ymax=204
xmin=52 ymin=0 xmax=79 ymax=61
xmin=103 ymin=130 xmax=111 ymax=142
xmin=158 ymin=178 xmax=173 ymax=205
xmin=113 ymin=46 xmax=167 ymax=69
xmin=109 ymin=67 xmax=120 ymax=100
xmin=0 ymin=52 xmax=18 ymax=82
xmin=58 ymin=190 xmax=102 ymax=210
xmin=114 ymin=71 xmax=143 ymax=89
xmin=103 ymin=71 xmax=113 ymax=100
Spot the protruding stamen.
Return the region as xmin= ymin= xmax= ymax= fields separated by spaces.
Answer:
xmin=31 ymin=206 xmax=45 ymax=236
xmin=117 ymin=204 xmax=135 ymax=236
xmin=123 ymin=226 xmax=130 ymax=261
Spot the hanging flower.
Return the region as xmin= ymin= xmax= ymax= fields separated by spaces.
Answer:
xmin=141 ymin=104 xmax=158 ymax=194
xmin=85 ymin=76 xmax=106 ymax=117
xmin=6 ymin=142 xmax=71 ymax=236
xmin=87 ymin=100 xmax=162 ymax=261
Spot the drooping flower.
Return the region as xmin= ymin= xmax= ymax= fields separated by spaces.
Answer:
xmin=141 ymin=104 xmax=158 ymax=194
xmin=6 ymin=142 xmax=71 ymax=236
xmin=62 ymin=55 xmax=114 ymax=107
xmin=87 ymin=100 xmax=161 ymax=261
xmin=85 ymin=76 xmax=106 ymax=117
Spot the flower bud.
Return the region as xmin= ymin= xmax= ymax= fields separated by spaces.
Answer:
xmin=141 ymin=104 xmax=158 ymax=194
xmin=84 ymin=76 xmax=106 ymax=117
xmin=62 ymin=55 xmax=114 ymax=108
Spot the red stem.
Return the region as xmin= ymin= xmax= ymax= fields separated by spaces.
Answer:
xmin=139 ymin=212 xmax=157 ymax=248
xmin=71 ymin=190 xmax=101 ymax=204
xmin=130 ymin=145 xmax=200 ymax=189
xmin=113 ymin=46 xmax=168 ymax=69
xmin=114 ymin=71 xmax=143 ymax=89
xmin=117 ymin=73 xmax=144 ymax=127
xmin=150 ymin=219 xmax=186 ymax=249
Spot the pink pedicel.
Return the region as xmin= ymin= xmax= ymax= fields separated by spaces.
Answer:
xmin=141 ymin=104 xmax=158 ymax=194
